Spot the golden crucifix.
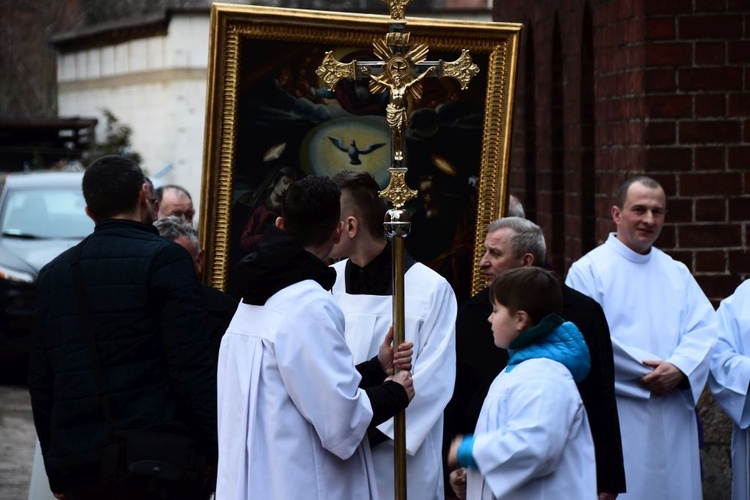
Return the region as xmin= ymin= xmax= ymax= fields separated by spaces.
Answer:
xmin=316 ymin=1 xmax=478 ymax=498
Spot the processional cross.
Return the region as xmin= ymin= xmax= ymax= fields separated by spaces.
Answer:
xmin=316 ymin=1 xmax=478 ymax=498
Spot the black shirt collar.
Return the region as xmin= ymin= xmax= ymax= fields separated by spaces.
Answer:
xmin=343 ymin=240 xmax=415 ymax=296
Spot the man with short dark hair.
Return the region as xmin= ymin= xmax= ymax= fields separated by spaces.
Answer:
xmin=216 ymin=175 xmax=415 ymax=500
xmin=29 ymin=155 xmax=216 ymax=499
xmin=330 ymin=170 xmax=457 ymax=500
xmin=155 ymin=184 xmax=195 ymax=225
xmin=445 ymin=216 xmax=625 ymax=499
xmin=566 ymin=176 xmax=716 ymax=500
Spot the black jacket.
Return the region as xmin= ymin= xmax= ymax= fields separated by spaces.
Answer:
xmin=444 ymin=284 xmax=626 ymax=495
xmin=198 ymin=283 xmax=238 ymax=363
xmin=29 ymin=220 xmax=217 ymax=491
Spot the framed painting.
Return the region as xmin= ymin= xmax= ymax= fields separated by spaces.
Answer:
xmin=200 ymin=3 xmax=521 ymax=304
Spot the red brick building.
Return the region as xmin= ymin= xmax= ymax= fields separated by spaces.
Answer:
xmin=493 ymin=0 xmax=749 ymax=304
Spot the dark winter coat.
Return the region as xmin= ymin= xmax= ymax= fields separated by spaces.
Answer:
xmin=29 ymin=219 xmax=217 ymax=492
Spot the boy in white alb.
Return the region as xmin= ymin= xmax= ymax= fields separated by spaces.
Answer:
xmin=448 ymin=267 xmax=595 ymax=499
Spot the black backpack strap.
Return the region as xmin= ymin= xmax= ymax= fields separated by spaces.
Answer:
xmin=71 ymin=238 xmax=115 ymax=427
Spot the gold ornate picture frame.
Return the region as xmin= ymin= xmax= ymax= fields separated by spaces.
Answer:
xmin=200 ymin=3 xmax=521 ymax=301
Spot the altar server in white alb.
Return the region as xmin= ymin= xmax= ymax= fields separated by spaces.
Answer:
xmin=216 ymin=176 xmax=415 ymax=500
xmin=709 ymin=280 xmax=750 ymax=500
xmin=330 ymin=170 xmax=457 ymax=500
xmin=448 ymin=267 xmax=596 ymax=499
xmin=566 ymin=175 xmax=717 ymax=500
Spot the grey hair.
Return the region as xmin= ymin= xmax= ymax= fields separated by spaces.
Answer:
xmin=508 ymin=194 xmax=525 ymax=218
xmin=486 ymin=217 xmax=546 ymax=266
xmin=153 ymin=215 xmax=199 ymax=248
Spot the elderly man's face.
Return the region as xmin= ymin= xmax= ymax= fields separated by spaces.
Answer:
xmin=612 ymin=181 xmax=666 ymax=255
xmin=158 ymin=188 xmax=195 ymax=225
xmin=478 ymin=227 xmax=527 ymax=287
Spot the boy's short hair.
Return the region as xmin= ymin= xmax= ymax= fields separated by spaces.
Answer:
xmin=332 ymin=170 xmax=388 ymax=239
xmin=490 ymin=267 xmax=562 ymax=326
xmin=282 ymin=175 xmax=341 ymax=247
xmin=83 ymin=155 xmax=145 ymax=219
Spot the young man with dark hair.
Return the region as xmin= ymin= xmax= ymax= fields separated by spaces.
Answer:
xmin=216 ymin=175 xmax=415 ymax=500
xmin=330 ymin=170 xmax=457 ymax=500
xmin=30 ymin=155 xmax=216 ymax=499
xmin=448 ymin=267 xmax=595 ymax=499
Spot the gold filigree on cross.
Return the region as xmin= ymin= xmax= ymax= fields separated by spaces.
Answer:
xmin=381 ymin=0 xmax=411 ymax=20
xmin=441 ymin=50 xmax=481 ymax=90
xmin=315 ymin=53 xmax=357 ymax=91
xmin=379 ymin=169 xmax=417 ymax=208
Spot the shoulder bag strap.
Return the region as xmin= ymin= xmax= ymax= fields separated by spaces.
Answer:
xmin=71 ymin=238 xmax=116 ymax=428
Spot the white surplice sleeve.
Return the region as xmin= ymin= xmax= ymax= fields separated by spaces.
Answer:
xmin=566 ymin=257 xmax=649 ymax=399
xmin=473 ymin=361 xmax=584 ymax=498
xmin=710 ymin=280 xmax=750 ymax=428
xmin=275 ymin=289 xmax=373 ymax=460
xmin=665 ymin=267 xmax=717 ymax=407
xmin=377 ymin=268 xmax=457 ymax=454
xmin=567 ymin=257 xmax=655 ymax=399
xmin=567 ymin=254 xmax=716 ymax=407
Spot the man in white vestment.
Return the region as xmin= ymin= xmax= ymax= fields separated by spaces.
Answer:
xmin=709 ymin=280 xmax=750 ymax=500
xmin=566 ymin=175 xmax=717 ymax=500
xmin=216 ymin=176 xmax=415 ymax=500
xmin=330 ymin=170 xmax=457 ymax=500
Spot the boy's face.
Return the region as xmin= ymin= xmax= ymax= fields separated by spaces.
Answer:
xmin=488 ymin=301 xmax=525 ymax=349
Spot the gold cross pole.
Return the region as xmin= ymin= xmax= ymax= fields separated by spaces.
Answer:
xmin=316 ymin=1 xmax=478 ymax=498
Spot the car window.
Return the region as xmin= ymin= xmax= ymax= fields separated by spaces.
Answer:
xmin=1 ymin=187 xmax=93 ymax=239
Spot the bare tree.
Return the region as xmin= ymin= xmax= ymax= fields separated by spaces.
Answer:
xmin=0 ymin=0 xmax=84 ymax=115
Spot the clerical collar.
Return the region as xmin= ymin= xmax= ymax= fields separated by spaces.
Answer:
xmin=344 ymin=240 xmax=415 ymax=295
xmin=606 ymin=233 xmax=652 ymax=264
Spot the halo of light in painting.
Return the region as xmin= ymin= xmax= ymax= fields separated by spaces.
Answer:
xmin=262 ymin=142 xmax=287 ymax=162
xmin=431 ymin=154 xmax=457 ymax=176
xmin=301 ymin=115 xmax=392 ymax=187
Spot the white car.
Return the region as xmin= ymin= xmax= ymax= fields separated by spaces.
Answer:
xmin=0 ymin=171 xmax=93 ymax=363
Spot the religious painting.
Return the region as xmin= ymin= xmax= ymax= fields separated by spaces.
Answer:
xmin=200 ymin=4 xmax=521 ymax=303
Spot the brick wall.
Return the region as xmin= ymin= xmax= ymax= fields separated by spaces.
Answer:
xmin=494 ymin=0 xmax=750 ymax=304
xmin=493 ymin=2 xmax=749 ymax=498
